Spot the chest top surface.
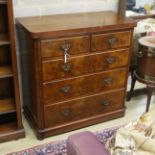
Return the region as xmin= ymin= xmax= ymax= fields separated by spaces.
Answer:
xmin=17 ymin=11 xmax=136 ymax=38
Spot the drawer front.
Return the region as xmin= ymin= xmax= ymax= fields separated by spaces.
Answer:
xmin=43 ymin=68 xmax=127 ymax=104
xmin=43 ymin=49 xmax=129 ymax=81
xmin=91 ymin=31 xmax=131 ymax=52
xmin=44 ymin=90 xmax=125 ymax=127
xmin=41 ymin=36 xmax=90 ymax=59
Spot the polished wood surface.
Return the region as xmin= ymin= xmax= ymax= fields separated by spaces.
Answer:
xmin=43 ymin=49 xmax=130 ymax=81
xmin=0 ymin=98 xmax=15 ymax=115
xmin=0 ymin=66 xmax=12 ymax=78
xmin=18 ymin=11 xmax=136 ymax=38
xmin=0 ymin=0 xmax=25 ymax=142
xmin=91 ymin=31 xmax=131 ymax=52
xmin=137 ymin=46 xmax=155 ymax=79
xmin=136 ymin=43 xmax=155 ymax=112
xmin=17 ymin=11 xmax=135 ymax=139
xmin=43 ymin=68 xmax=127 ymax=104
xmin=128 ymin=38 xmax=155 ymax=112
xmin=44 ymin=90 xmax=125 ymax=127
xmin=0 ymin=121 xmax=24 ymax=143
xmin=41 ymin=36 xmax=89 ymax=59
xmin=0 ymin=122 xmax=18 ymax=134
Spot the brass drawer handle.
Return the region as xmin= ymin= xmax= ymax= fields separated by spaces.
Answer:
xmin=61 ymin=43 xmax=71 ymax=52
xmin=106 ymin=57 xmax=115 ymax=64
xmin=61 ymin=43 xmax=71 ymax=64
xmin=103 ymin=78 xmax=113 ymax=85
xmin=61 ymin=109 xmax=71 ymax=117
xmin=100 ymin=100 xmax=111 ymax=106
xmin=137 ymin=51 xmax=144 ymax=58
xmin=108 ymin=37 xmax=117 ymax=46
xmin=61 ymin=63 xmax=71 ymax=72
xmin=60 ymin=86 xmax=71 ymax=94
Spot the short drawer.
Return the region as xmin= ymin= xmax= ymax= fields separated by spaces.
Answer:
xmin=41 ymin=36 xmax=90 ymax=59
xmin=43 ymin=68 xmax=127 ymax=104
xmin=91 ymin=31 xmax=131 ymax=52
xmin=42 ymin=49 xmax=129 ymax=81
xmin=44 ymin=90 xmax=125 ymax=128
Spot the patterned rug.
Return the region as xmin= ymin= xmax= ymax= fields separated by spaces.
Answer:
xmin=8 ymin=126 xmax=120 ymax=155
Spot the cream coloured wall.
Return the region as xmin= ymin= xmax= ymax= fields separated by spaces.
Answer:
xmin=13 ymin=0 xmax=119 ymax=17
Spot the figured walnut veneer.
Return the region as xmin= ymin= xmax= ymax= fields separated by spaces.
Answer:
xmin=17 ymin=11 xmax=136 ymax=139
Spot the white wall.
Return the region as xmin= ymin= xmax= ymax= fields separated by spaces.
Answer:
xmin=13 ymin=0 xmax=118 ymax=17
xmin=136 ymin=0 xmax=154 ymax=8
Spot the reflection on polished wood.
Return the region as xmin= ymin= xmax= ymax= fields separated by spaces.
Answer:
xmin=0 ymin=98 xmax=15 ymax=115
xmin=18 ymin=11 xmax=136 ymax=38
xmin=0 ymin=66 xmax=13 ymax=78
xmin=17 ymin=11 xmax=136 ymax=139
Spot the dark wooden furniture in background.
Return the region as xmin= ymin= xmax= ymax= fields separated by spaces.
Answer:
xmin=128 ymin=36 xmax=155 ymax=112
xmin=0 ymin=0 xmax=25 ymax=142
xmin=17 ymin=11 xmax=136 ymax=139
xmin=119 ymin=0 xmax=154 ymax=98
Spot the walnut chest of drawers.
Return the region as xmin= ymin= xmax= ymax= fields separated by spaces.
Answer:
xmin=17 ymin=11 xmax=136 ymax=139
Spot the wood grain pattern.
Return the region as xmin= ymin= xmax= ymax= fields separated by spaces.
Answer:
xmin=137 ymin=46 xmax=155 ymax=79
xmin=7 ymin=0 xmax=24 ymax=131
xmin=0 ymin=121 xmax=24 ymax=143
xmin=0 ymin=0 xmax=25 ymax=142
xmin=43 ymin=68 xmax=127 ymax=104
xmin=0 ymin=122 xmax=17 ymax=134
xmin=91 ymin=31 xmax=131 ymax=52
xmin=44 ymin=90 xmax=125 ymax=127
xmin=18 ymin=11 xmax=135 ymax=139
xmin=0 ymin=98 xmax=15 ymax=115
xmin=17 ymin=11 xmax=136 ymax=38
xmin=43 ymin=49 xmax=130 ymax=81
xmin=0 ymin=66 xmax=12 ymax=78
xmin=41 ymin=36 xmax=90 ymax=59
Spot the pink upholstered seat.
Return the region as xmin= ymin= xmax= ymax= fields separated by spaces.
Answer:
xmin=67 ymin=131 xmax=110 ymax=155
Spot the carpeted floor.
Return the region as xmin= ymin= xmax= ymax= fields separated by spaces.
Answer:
xmin=8 ymin=126 xmax=120 ymax=155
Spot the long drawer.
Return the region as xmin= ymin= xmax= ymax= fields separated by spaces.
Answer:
xmin=43 ymin=68 xmax=127 ymax=104
xmin=44 ymin=90 xmax=125 ymax=128
xmin=41 ymin=35 xmax=90 ymax=59
xmin=42 ymin=49 xmax=129 ymax=81
xmin=91 ymin=31 xmax=131 ymax=52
